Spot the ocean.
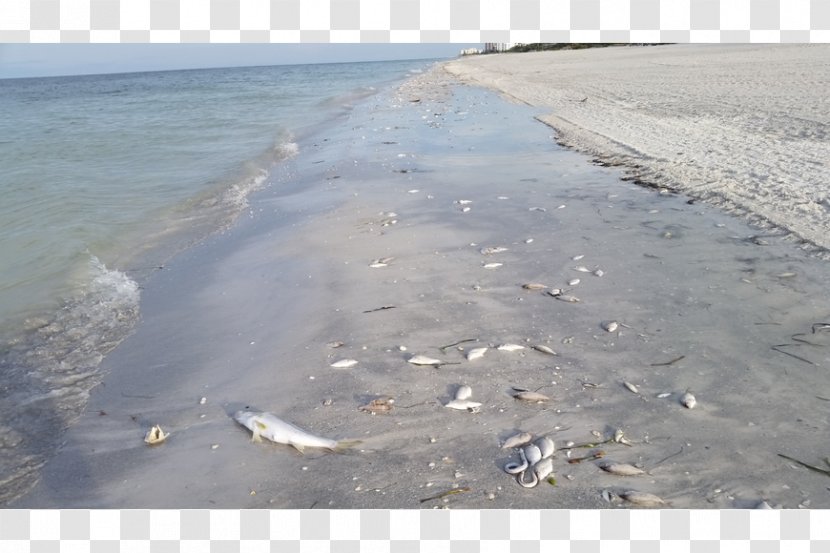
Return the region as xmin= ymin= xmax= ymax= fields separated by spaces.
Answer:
xmin=0 ymin=58 xmax=437 ymax=503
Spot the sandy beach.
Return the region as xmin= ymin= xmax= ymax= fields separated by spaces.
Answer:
xmin=12 ymin=45 xmax=830 ymax=509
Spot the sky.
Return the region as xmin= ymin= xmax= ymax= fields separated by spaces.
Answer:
xmin=0 ymin=44 xmax=482 ymax=79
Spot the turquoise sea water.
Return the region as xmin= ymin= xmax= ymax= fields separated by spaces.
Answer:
xmin=0 ymin=58 xmax=436 ymax=503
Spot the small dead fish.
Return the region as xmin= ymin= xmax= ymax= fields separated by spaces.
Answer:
xmin=572 ymin=255 xmax=585 ymax=261
xmin=619 ymin=490 xmax=666 ymax=507
xmin=532 ymin=344 xmax=557 ymax=355
xmin=514 ymin=391 xmax=550 ymax=402
xmin=497 ymin=343 xmax=525 ymax=352
xmin=455 ymin=384 xmax=473 ymax=400
xmin=407 ymin=355 xmax=444 ymax=366
xmin=555 ymin=294 xmax=581 ymax=303
xmin=466 ymin=347 xmax=488 ymax=361
xmin=522 ymin=283 xmax=548 ymax=290
xmin=623 ymin=381 xmax=639 ymax=394
xmin=480 ymin=246 xmax=509 ymax=255
xmin=680 ymin=391 xmax=697 ymax=409
xmin=326 ymin=341 xmax=345 ymax=348
xmin=359 ymin=398 xmax=394 ymax=414
xmin=567 ymin=278 xmax=581 ymax=286
xmin=573 ymin=266 xmax=592 ymax=273
xmin=656 ymin=392 xmax=672 ymax=399
xmin=444 ymin=399 xmax=482 ymax=412
xmin=776 ymin=272 xmax=797 ymax=278
xmin=603 ymin=321 xmax=619 ymax=333
xmin=599 ymin=462 xmax=645 ymax=476
xmin=483 ymin=262 xmax=503 ymax=269
xmin=330 ymin=359 xmax=358 ymax=369
xmin=501 ymin=431 xmax=533 ymax=449
xmin=144 ymin=425 xmax=168 ymax=445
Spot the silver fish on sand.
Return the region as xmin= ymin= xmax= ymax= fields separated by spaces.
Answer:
xmin=522 ymin=283 xmax=548 ymax=290
xmin=567 ymin=278 xmax=581 ymax=286
xmin=497 ymin=343 xmax=525 ymax=352
xmin=599 ymin=461 xmax=645 ymax=476
xmin=407 ymin=354 xmax=444 ymax=366
xmin=455 ymin=384 xmax=473 ymax=401
xmin=466 ymin=347 xmax=488 ymax=361
xmin=234 ymin=411 xmax=357 ymax=453
xmin=680 ymin=391 xmax=697 ymax=409
xmin=514 ymin=391 xmax=550 ymax=402
xmin=573 ymin=266 xmax=592 ymax=273
xmin=444 ymin=399 xmax=482 ymax=412
xmin=483 ymin=262 xmax=503 ymax=269
xmin=623 ymin=381 xmax=640 ymax=394
xmin=501 ymin=431 xmax=533 ymax=449
xmin=619 ymin=490 xmax=666 ymax=507
xmin=330 ymin=359 xmax=358 ymax=369
xmin=532 ymin=344 xmax=557 ymax=355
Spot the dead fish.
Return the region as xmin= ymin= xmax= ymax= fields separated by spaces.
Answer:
xmin=572 ymin=255 xmax=585 ymax=261
xmin=407 ymin=355 xmax=444 ymax=366
xmin=501 ymin=431 xmax=533 ymax=449
xmin=573 ymin=266 xmax=592 ymax=273
xmin=680 ymin=391 xmax=697 ymax=409
xmin=599 ymin=461 xmax=645 ymax=476
xmin=144 ymin=425 xmax=168 ymax=445
xmin=483 ymin=262 xmax=503 ymax=269
xmin=455 ymin=384 xmax=473 ymax=401
xmin=656 ymin=392 xmax=672 ymax=399
xmin=522 ymin=283 xmax=548 ymax=290
xmin=623 ymin=381 xmax=639 ymax=394
xmin=330 ymin=359 xmax=358 ymax=369
xmin=444 ymin=399 xmax=482 ymax=412
xmin=497 ymin=343 xmax=525 ymax=352
xmin=480 ymin=246 xmax=509 ymax=255
xmin=567 ymin=278 xmax=581 ymax=286
xmin=466 ymin=347 xmax=488 ymax=361
xmin=359 ymin=398 xmax=394 ymax=414
xmin=555 ymin=294 xmax=581 ymax=303
xmin=234 ymin=411 xmax=359 ymax=452
xmin=532 ymin=344 xmax=557 ymax=355
xmin=603 ymin=321 xmax=619 ymax=333
xmin=619 ymin=490 xmax=666 ymax=507
xmin=327 ymin=341 xmax=345 ymax=348
xmin=514 ymin=391 xmax=550 ymax=402
xmin=369 ymin=256 xmax=394 ymax=268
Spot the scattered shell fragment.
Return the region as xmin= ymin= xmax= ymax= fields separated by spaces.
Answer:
xmin=545 ymin=289 xmax=564 ymax=297
xmin=497 ymin=343 xmax=525 ymax=352
xmin=567 ymin=278 xmax=581 ymax=286
xmin=554 ymin=294 xmax=581 ymax=303
xmin=369 ymin=257 xmax=394 ymax=268
xmin=623 ymin=381 xmax=640 ymax=394
xmin=522 ymin=283 xmax=548 ymax=290
xmin=501 ymin=432 xmax=533 ymax=449
xmin=466 ymin=347 xmax=488 ymax=361
xmin=455 ymin=385 xmax=473 ymax=401
xmin=599 ymin=462 xmax=645 ymax=476
xmin=359 ymin=398 xmax=394 ymax=414
xmin=593 ymin=269 xmax=605 ymax=277
xmin=444 ymin=399 xmax=482 ymax=412
xmin=532 ymin=345 xmax=557 ymax=356
xmin=535 ymin=436 xmax=555 ymax=459
xmin=680 ymin=391 xmax=697 ymax=409
xmin=408 ymin=355 xmax=444 ymax=366
xmin=330 ymin=359 xmax=358 ymax=369
xmin=199 ymin=397 xmax=207 ymax=405
xmin=144 ymin=425 xmax=168 ymax=445
xmin=514 ymin=391 xmax=550 ymax=402
xmin=483 ymin=262 xmax=503 ymax=269
xmin=619 ymin=490 xmax=666 ymax=507
xmin=603 ymin=321 xmax=619 ymax=333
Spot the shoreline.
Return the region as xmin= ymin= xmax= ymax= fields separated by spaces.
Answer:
xmin=11 ymin=55 xmax=830 ymax=509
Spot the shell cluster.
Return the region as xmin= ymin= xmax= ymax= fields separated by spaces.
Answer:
xmin=502 ymin=433 xmax=555 ymax=488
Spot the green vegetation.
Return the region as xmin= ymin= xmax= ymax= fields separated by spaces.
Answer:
xmin=508 ymin=43 xmax=620 ymax=52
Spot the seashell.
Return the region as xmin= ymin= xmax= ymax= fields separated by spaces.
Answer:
xmin=593 ymin=269 xmax=605 ymax=277
xmin=408 ymin=355 xmax=443 ymax=366
xmin=555 ymin=294 xmax=581 ymax=303
xmin=444 ymin=399 xmax=482 ymax=412
xmin=573 ymin=266 xmax=592 ymax=273
xmin=535 ymin=436 xmax=555 ymax=459
xmin=516 ymin=469 xmax=539 ymax=488
xmin=501 ymin=431 xmax=533 ymax=449
xmin=603 ymin=321 xmax=619 ymax=333
xmin=567 ymin=278 xmax=581 ymax=286
xmin=461 ymin=206 xmax=471 ymax=213
xmin=483 ymin=262 xmax=503 ymax=269
xmin=602 ymin=489 xmax=613 ymax=503
xmin=680 ymin=391 xmax=697 ymax=409
xmin=480 ymin=246 xmax=508 ymax=255
xmin=199 ymin=397 xmax=207 ymax=405
xmin=466 ymin=347 xmax=488 ymax=361
xmin=330 ymin=359 xmax=358 ymax=369
xmin=619 ymin=490 xmax=666 ymax=507
xmin=514 ymin=391 xmax=550 ymax=402
xmin=599 ymin=461 xmax=645 ymax=476
xmin=532 ymin=345 xmax=557 ymax=355
xmin=623 ymin=381 xmax=639 ymax=394
xmin=359 ymin=398 xmax=394 ymax=414
xmin=534 ymin=457 xmax=554 ymax=480
xmin=523 ymin=444 xmax=542 ymax=465
xmin=504 ymin=449 xmax=529 ymax=474
xmin=522 ymin=283 xmax=548 ymax=290
xmin=144 ymin=425 xmax=168 ymax=445
xmin=546 ymin=289 xmax=564 ymax=297
xmin=455 ymin=385 xmax=473 ymax=400
xmin=497 ymin=343 xmax=525 ymax=352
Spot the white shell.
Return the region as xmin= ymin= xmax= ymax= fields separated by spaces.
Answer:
xmin=408 ymin=355 xmax=443 ymax=366
xmin=455 ymin=385 xmax=473 ymax=400
xmin=680 ymin=392 xmax=697 ymax=409
xmin=497 ymin=343 xmax=525 ymax=352
xmin=514 ymin=391 xmax=550 ymax=402
xmin=144 ymin=425 xmax=168 ymax=445
xmin=535 ymin=436 xmax=555 ymax=459
xmin=534 ymin=457 xmax=554 ymax=480
xmin=501 ymin=431 xmax=533 ymax=449
xmin=603 ymin=321 xmax=619 ymax=333
xmin=532 ymin=345 xmax=557 ymax=355
xmin=623 ymin=381 xmax=639 ymax=394
xmin=330 ymin=359 xmax=358 ymax=369
xmin=600 ymin=462 xmax=645 ymax=476
xmin=466 ymin=347 xmax=488 ymax=361
xmin=444 ymin=399 xmax=482 ymax=412
xmin=523 ymin=444 xmax=543 ymax=465
xmin=572 ymin=255 xmax=585 ymax=261
xmin=620 ymin=490 xmax=665 ymax=507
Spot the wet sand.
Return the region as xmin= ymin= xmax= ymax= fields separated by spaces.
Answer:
xmin=14 ymin=53 xmax=830 ymax=509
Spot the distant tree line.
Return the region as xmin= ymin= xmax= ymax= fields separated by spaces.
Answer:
xmin=506 ymin=43 xmax=666 ymax=53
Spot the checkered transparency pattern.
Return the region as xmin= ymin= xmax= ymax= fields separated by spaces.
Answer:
xmin=0 ymin=0 xmax=826 ymax=41
xmin=2 ymin=510 xmax=830 ymax=550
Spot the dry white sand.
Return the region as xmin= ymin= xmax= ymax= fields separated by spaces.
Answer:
xmin=12 ymin=56 xmax=830 ymax=509
xmin=445 ymin=44 xmax=830 ymax=253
